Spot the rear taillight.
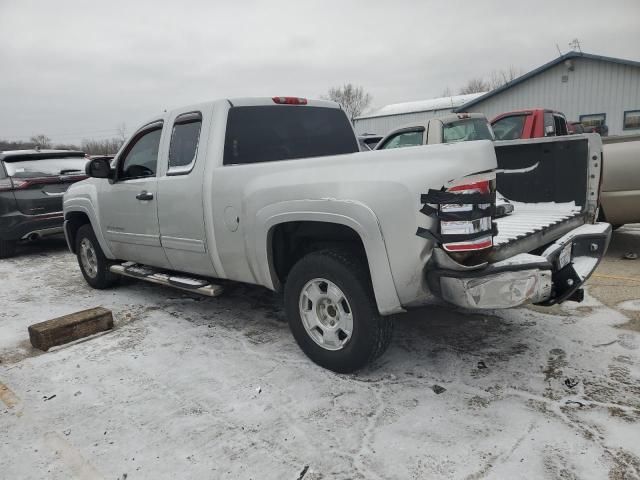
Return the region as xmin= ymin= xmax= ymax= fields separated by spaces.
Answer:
xmin=272 ymin=96 xmax=308 ymax=105
xmin=440 ymin=179 xmax=495 ymax=252
xmin=0 ymin=178 xmax=14 ymax=192
xmin=0 ymin=176 xmax=83 ymax=192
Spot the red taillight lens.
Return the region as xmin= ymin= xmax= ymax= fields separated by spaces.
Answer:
xmin=440 ymin=179 xmax=494 ymax=252
xmin=448 ymin=181 xmax=490 ymax=194
xmin=0 ymin=176 xmax=85 ymax=192
xmin=272 ymin=96 xmax=308 ymax=105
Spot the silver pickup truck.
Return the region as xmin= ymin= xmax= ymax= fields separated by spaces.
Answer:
xmin=63 ymin=97 xmax=611 ymax=372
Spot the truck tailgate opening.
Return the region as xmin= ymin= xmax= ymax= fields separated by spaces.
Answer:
xmin=487 ymin=135 xmax=600 ymax=262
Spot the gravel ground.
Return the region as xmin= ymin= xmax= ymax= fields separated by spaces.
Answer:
xmin=1 ymin=230 xmax=639 ymax=480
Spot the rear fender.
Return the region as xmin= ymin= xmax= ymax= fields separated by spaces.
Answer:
xmin=254 ymin=199 xmax=403 ymax=315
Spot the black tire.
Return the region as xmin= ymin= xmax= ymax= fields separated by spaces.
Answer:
xmin=75 ymin=224 xmax=119 ymax=289
xmin=0 ymin=240 xmax=17 ymax=259
xmin=284 ymin=248 xmax=393 ymax=373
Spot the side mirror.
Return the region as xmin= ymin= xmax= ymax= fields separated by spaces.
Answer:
xmin=544 ymin=125 xmax=555 ymax=136
xmin=85 ymin=158 xmax=113 ymax=179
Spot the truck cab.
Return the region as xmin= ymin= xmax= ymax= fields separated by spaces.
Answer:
xmin=375 ymin=113 xmax=494 ymax=149
xmin=491 ymin=109 xmax=568 ymax=140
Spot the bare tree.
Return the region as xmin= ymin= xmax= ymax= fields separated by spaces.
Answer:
xmin=458 ymin=78 xmax=489 ymax=95
xmin=487 ymin=66 xmax=523 ymax=90
xmin=116 ymin=122 xmax=128 ymax=143
xmin=81 ymin=138 xmax=124 ymax=155
xmin=0 ymin=139 xmax=36 ymax=150
xmin=54 ymin=142 xmax=81 ymax=150
xmin=325 ymin=83 xmax=372 ymax=121
xmin=29 ymin=134 xmax=52 ymax=149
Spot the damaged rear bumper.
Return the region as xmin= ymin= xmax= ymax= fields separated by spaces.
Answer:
xmin=427 ymin=222 xmax=612 ymax=309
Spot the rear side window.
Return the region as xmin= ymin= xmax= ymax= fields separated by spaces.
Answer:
xmin=554 ymin=115 xmax=568 ymax=136
xmin=544 ymin=112 xmax=556 ymax=136
xmin=442 ymin=118 xmax=494 ymax=143
xmin=223 ymin=106 xmax=358 ymax=165
xmin=380 ymin=131 xmax=423 ymax=149
xmin=168 ymin=112 xmax=202 ymax=175
xmin=3 ymin=156 xmax=88 ymax=178
xmin=492 ymin=115 xmax=526 ymax=140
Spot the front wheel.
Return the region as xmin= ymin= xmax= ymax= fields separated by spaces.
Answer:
xmin=284 ymin=248 xmax=393 ymax=373
xmin=75 ymin=224 xmax=119 ymax=289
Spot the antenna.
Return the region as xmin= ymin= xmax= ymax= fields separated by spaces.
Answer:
xmin=556 ymin=43 xmax=563 ymax=57
xmin=569 ymin=38 xmax=582 ymax=53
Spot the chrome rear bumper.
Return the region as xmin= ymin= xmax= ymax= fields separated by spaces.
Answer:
xmin=429 ymin=222 xmax=612 ymax=309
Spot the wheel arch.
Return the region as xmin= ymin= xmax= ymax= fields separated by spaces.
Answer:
xmin=254 ymin=200 xmax=403 ymax=316
xmin=63 ymin=204 xmax=114 ymax=258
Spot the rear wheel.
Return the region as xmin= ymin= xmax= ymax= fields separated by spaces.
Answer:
xmin=0 ymin=240 xmax=17 ymax=259
xmin=284 ymin=248 xmax=393 ymax=373
xmin=75 ymin=224 xmax=119 ymax=289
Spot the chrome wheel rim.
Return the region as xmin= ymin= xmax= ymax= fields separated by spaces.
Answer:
xmin=79 ymin=238 xmax=98 ymax=279
xmin=299 ymin=278 xmax=353 ymax=351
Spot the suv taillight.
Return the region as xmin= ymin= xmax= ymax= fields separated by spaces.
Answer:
xmin=0 ymin=178 xmax=15 ymax=192
xmin=440 ymin=180 xmax=494 ymax=252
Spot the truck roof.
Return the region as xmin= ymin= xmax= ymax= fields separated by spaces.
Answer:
xmin=386 ymin=112 xmax=489 ymax=133
xmin=493 ymin=108 xmax=564 ymax=118
xmin=228 ymin=97 xmax=340 ymax=109
xmin=132 ymin=97 xmax=344 ymax=137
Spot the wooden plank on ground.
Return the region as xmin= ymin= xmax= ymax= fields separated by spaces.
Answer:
xmin=28 ymin=307 xmax=113 ymax=351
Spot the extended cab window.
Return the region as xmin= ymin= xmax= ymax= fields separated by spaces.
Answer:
xmin=168 ymin=112 xmax=202 ymax=174
xmin=492 ymin=115 xmax=526 ymax=140
xmin=119 ymin=126 xmax=162 ymax=180
xmin=380 ymin=131 xmax=423 ymax=149
xmin=223 ymin=106 xmax=358 ymax=165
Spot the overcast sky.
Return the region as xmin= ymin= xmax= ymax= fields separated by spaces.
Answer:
xmin=1 ymin=0 xmax=639 ymax=145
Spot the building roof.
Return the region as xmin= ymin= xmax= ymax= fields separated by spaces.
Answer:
xmin=356 ymin=92 xmax=486 ymax=120
xmin=455 ymin=51 xmax=640 ymax=112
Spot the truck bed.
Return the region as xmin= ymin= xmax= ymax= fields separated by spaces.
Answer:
xmin=490 ymin=201 xmax=585 ymax=262
xmin=495 ymin=201 xmax=583 ymax=245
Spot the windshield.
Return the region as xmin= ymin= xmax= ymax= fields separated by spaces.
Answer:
xmin=3 ymin=157 xmax=89 ymax=178
xmin=442 ymin=118 xmax=494 ymax=143
xmin=492 ymin=115 xmax=526 ymax=140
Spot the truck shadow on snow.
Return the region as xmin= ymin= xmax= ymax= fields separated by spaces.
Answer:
xmin=168 ymin=280 xmax=533 ymax=377
xmin=5 ymin=235 xmax=69 ymax=260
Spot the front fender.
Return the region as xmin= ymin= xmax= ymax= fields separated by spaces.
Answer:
xmin=253 ymin=199 xmax=404 ymax=316
xmin=63 ymin=182 xmax=115 ymax=259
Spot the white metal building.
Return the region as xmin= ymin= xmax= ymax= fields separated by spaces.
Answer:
xmin=353 ymin=92 xmax=486 ymax=136
xmin=456 ymin=51 xmax=640 ymax=137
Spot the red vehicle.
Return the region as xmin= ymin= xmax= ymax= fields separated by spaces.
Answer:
xmin=491 ymin=109 xmax=568 ymax=140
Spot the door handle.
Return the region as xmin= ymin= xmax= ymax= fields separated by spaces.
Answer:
xmin=136 ymin=191 xmax=154 ymax=201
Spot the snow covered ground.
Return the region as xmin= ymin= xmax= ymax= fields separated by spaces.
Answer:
xmin=1 ymin=234 xmax=639 ymax=480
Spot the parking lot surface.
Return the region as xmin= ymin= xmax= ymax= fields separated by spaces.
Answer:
xmin=1 ymin=228 xmax=639 ymax=480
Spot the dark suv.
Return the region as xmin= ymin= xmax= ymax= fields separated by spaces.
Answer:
xmin=0 ymin=149 xmax=89 ymax=258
